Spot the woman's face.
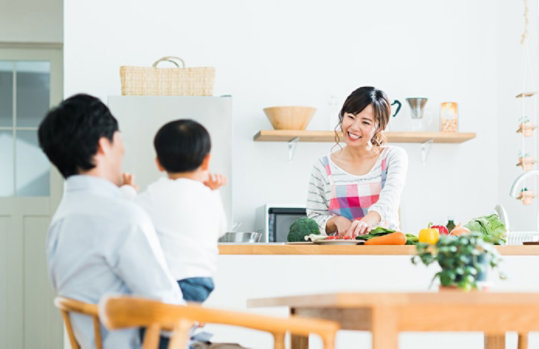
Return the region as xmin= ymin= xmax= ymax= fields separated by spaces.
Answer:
xmin=341 ymin=104 xmax=377 ymax=147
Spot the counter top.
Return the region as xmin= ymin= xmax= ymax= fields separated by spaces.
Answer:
xmin=218 ymin=243 xmax=539 ymax=255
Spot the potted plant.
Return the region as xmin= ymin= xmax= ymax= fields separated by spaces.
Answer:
xmin=411 ymin=232 xmax=506 ymax=291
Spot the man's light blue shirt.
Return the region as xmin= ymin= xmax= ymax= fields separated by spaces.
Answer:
xmin=47 ymin=175 xmax=182 ymax=348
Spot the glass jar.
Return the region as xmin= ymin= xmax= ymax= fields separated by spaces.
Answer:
xmin=440 ymin=102 xmax=458 ymax=132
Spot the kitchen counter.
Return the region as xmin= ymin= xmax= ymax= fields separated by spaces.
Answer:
xmin=218 ymin=243 xmax=539 ymax=255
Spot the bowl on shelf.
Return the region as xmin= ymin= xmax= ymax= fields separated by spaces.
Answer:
xmin=263 ymin=106 xmax=316 ymax=130
xmin=219 ymin=232 xmax=262 ymax=243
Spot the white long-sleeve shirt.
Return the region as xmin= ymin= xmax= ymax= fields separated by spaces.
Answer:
xmin=47 ymin=175 xmax=182 ymax=349
xmin=306 ymin=146 xmax=408 ymax=233
xmin=133 ymin=177 xmax=227 ymax=281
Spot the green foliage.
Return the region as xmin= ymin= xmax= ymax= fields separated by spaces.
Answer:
xmin=411 ymin=232 xmax=506 ymax=290
xmin=287 ymin=217 xmax=320 ymax=242
xmin=464 ymin=214 xmax=507 ymax=245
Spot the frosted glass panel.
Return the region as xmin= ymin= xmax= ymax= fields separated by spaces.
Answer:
xmin=0 ymin=131 xmax=14 ymax=196
xmin=16 ymin=62 xmax=50 ymax=127
xmin=15 ymin=130 xmax=49 ymax=196
xmin=0 ymin=62 xmax=13 ymax=128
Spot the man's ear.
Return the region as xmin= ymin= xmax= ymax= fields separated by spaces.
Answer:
xmin=155 ymin=157 xmax=165 ymax=172
xmin=96 ymin=137 xmax=110 ymax=155
xmin=201 ymin=153 xmax=211 ymax=171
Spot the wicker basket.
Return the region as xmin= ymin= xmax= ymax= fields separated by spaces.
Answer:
xmin=120 ymin=56 xmax=215 ymax=96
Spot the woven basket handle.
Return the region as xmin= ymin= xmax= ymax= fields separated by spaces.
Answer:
xmin=152 ymin=56 xmax=186 ymax=68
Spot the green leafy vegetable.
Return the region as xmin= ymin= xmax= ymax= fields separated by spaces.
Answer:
xmin=355 ymin=227 xmax=394 ymax=240
xmin=464 ymin=214 xmax=507 ymax=245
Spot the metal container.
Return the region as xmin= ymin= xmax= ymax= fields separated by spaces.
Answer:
xmin=219 ymin=232 xmax=262 ymax=243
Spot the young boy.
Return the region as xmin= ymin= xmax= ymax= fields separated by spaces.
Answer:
xmin=129 ymin=119 xmax=227 ymax=303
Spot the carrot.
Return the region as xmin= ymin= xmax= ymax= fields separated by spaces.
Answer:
xmin=364 ymin=232 xmax=406 ymax=245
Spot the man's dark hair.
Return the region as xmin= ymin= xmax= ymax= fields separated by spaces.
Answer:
xmin=38 ymin=93 xmax=119 ymax=179
xmin=154 ymin=119 xmax=211 ymax=173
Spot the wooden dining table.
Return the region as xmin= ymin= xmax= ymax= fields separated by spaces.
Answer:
xmin=247 ymin=291 xmax=539 ymax=349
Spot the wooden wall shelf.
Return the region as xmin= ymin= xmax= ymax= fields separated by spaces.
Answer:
xmin=253 ymin=130 xmax=476 ymax=143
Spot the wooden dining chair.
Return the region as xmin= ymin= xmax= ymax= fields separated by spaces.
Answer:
xmin=99 ymin=295 xmax=339 ymax=349
xmin=518 ymin=333 xmax=528 ymax=349
xmin=54 ymin=296 xmax=103 ymax=349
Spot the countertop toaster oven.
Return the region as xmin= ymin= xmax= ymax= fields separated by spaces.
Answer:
xmin=256 ymin=204 xmax=307 ymax=242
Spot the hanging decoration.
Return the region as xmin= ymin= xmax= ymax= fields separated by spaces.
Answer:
xmin=516 ymin=152 xmax=536 ymax=171
xmin=518 ymin=187 xmax=536 ymax=205
xmin=515 ymin=0 xmax=538 ymax=205
xmin=517 ymin=116 xmax=537 ymax=137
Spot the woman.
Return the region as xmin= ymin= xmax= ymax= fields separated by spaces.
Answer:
xmin=306 ymin=86 xmax=408 ymax=237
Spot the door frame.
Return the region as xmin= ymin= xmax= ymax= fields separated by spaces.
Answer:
xmin=0 ymin=42 xmax=64 ymax=349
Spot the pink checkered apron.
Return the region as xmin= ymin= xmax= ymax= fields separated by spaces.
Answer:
xmin=323 ymin=155 xmax=388 ymax=221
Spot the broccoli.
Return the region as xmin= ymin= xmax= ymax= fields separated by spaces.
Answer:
xmin=287 ymin=217 xmax=320 ymax=242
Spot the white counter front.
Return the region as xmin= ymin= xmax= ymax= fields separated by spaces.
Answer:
xmin=202 ymin=245 xmax=539 ymax=349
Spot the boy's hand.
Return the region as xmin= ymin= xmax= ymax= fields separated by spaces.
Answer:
xmin=204 ymin=173 xmax=227 ymax=190
xmin=122 ymin=172 xmax=139 ymax=192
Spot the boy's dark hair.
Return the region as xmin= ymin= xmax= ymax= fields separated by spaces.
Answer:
xmin=38 ymin=93 xmax=119 ymax=179
xmin=154 ymin=119 xmax=211 ymax=173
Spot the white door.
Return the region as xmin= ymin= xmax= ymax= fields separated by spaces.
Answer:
xmin=0 ymin=45 xmax=64 ymax=349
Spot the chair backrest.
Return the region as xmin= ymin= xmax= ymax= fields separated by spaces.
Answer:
xmin=54 ymin=296 xmax=103 ymax=349
xmin=99 ymin=295 xmax=339 ymax=349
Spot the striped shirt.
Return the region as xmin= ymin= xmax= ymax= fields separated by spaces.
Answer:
xmin=306 ymin=146 xmax=408 ymax=234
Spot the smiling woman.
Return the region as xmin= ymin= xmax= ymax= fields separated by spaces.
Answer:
xmin=306 ymin=86 xmax=408 ymax=239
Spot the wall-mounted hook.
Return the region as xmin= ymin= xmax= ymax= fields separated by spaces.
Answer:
xmin=420 ymin=139 xmax=434 ymax=165
xmin=287 ymin=137 xmax=300 ymax=161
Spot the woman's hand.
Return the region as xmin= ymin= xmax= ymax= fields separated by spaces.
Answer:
xmin=343 ymin=219 xmax=372 ymax=238
xmin=344 ymin=212 xmax=381 ymax=237
xmin=326 ymin=216 xmax=352 ymax=236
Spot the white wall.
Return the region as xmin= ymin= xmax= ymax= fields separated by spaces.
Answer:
xmin=0 ymin=0 xmax=62 ymax=42
xmin=64 ymin=0 xmax=532 ymax=234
